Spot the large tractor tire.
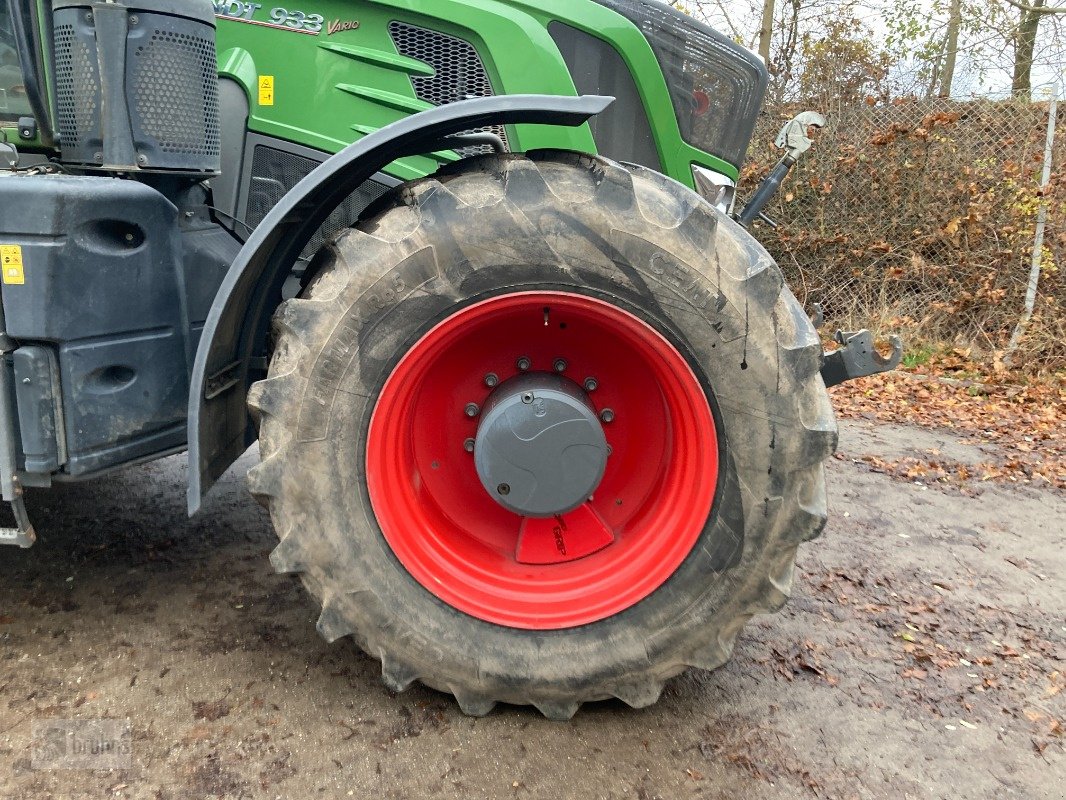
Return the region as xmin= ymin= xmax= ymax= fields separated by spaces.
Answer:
xmin=247 ymin=152 xmax=836 ymax=719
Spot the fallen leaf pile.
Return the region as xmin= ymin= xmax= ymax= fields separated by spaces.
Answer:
xmin=829 ymin=352 xmax=1064 ymax=489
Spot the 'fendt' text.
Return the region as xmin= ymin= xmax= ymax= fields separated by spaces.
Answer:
xmin=213 ymin=1 xmax=325 ymax=34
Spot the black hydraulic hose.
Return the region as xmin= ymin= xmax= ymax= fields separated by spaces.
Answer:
xmin=5 ymin=0 xmax=54 ymax=146
xmin=736 ymin=153 xmax=796 ymax=228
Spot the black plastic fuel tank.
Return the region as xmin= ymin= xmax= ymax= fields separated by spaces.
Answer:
xmin=0 ymin=174 xmax=193 ymax=475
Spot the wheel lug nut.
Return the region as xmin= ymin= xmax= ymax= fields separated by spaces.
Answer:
xmin=599 ymin=408 xmax=615 ymax=423
xmin=583 ymin=377 xmax=598 ymax=392
xmin=516 ymin=356 xmax=531 ymax=371
xmin=464 ymin=402 xmax=480 ymax=418
xmin=521 ymin=392 xmax=534 ymax=404
xmin=497 ymin=483 xmax=510 ymax=496
xmin=484 ymin=372 xmax=499 ymax=388
xmin=553 ymin=358 xmax=567 ymax=373
xmin=463 ymin=438 xmax=475 ymax=453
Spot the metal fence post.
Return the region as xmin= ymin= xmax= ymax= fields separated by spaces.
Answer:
xmin=1005 ymin=82 xmax=1059 ymax=364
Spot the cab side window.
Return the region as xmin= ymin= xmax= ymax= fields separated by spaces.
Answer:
xmin=0 ymin=7 xmax=32 ymax=121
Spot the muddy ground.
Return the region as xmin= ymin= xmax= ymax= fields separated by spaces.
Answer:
xmin=0 ymin=419 xmax=1063 ymax=799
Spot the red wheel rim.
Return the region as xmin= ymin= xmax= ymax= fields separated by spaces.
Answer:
xmin=366 ymin=292 xmax=718 ymax=629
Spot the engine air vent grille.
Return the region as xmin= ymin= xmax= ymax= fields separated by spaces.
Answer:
xmin=51 ymin=3 xmax=220 ymax=172
xmin=387 ymin=21 xmax=508 ymax=155
xmin=54 ymin=22 xmax=100 ymax=150
xmin=131 ymin=28 xmax=221 ymax=158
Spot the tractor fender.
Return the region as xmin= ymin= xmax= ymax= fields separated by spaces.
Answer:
xmin=187 ymin=94 xmax=613 ymax=514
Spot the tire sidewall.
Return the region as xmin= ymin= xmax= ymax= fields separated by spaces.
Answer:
xmin=267 ymin=155 xmax=822 ymax=702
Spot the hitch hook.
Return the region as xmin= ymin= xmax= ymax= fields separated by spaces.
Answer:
xmin=821 ymin=329 xmax=902 ymax=387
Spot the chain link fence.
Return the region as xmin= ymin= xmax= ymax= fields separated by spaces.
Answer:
xmin=740 ymin=95 xmax=1065 ymax=370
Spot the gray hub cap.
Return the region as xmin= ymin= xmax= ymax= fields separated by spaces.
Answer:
xmin=473 ymin=373 xmax=608 ymax=517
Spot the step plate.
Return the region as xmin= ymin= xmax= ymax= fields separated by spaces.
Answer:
xmin=0 ymin=525 xmax=35 ymax=548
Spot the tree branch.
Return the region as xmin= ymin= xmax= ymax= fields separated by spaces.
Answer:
xmin=1002 ymin=0 xmax=1066 ymax=14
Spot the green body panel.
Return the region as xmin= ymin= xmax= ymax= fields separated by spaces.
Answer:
xmin=213 ymin=0 xmax=736 ymax=185
xmin=4 ymin=0 xmax=741 ymax=184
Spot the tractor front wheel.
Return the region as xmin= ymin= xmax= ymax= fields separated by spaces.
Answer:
xmin=247 ymin=152 xmax=836 ymax=718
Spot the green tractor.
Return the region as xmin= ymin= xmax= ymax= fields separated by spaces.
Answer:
xmin=0 ymin=0 xmax=896 ymax=718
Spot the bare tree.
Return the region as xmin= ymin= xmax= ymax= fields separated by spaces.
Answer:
xmin=759 ymin=0 xmax=776 ymax=62
xmin=685 ymin=0 xmax=1063 ymax=100
xmin=1005 ymin=0 xmax=1062 ymax=93
xmin=939 ymin=0 xmax=962 ymax=95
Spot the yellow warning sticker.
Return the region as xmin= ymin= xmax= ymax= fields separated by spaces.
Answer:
xmin=258 ymin=75 xmax=275 ymax=106
xmin=1 ymin=245 xmax=24 ymax=285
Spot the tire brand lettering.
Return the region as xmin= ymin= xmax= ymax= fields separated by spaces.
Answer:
xmin=612 ymin=230 xmax=745 ymax=343
xmin=365 ymin=274 xmax=408 ymax=311
xmin=649 ymin=252 xmax=712 ymax=311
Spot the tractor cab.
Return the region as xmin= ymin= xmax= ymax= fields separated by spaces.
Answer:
xmin=1 ymin=0 xmax=49 ymax=149
xmin=0 ymin=3 xmax=33 ymax=122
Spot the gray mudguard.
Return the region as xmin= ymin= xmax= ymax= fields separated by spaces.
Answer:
xmin=187 ymin=94 xmax=613 ymax=513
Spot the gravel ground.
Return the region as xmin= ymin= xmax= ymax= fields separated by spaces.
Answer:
xmin=1 ymin=419 xmax=1063 ymax=800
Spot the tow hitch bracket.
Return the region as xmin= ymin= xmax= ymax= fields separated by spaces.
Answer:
xmin=821 ymin=329 xmax=902 ymax=387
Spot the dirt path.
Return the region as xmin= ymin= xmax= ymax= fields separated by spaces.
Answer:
xmin=1 ymin=419 xmax=1063 ymax=799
